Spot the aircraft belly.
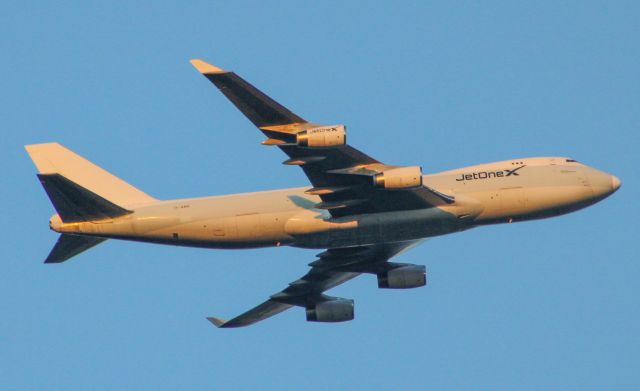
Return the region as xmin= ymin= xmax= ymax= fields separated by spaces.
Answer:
xmin=286 ymin=208 xmax=464 ymax=249
xmin=141 ymin=211 xmax=296 ymax=248
xmin=476 ymin=187 xmax=528 ymax=220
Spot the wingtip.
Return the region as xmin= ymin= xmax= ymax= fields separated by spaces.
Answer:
xmin=206 ymin=317 xmax=227 ymax=328
xmin=25 ymin=142 xmax=61 ymax=152
xmin=190 ymin=59 xmax=226 ymax=74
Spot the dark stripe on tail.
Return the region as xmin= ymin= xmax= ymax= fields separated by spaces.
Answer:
xmin=37 ymin=173 xmax=132 ymax=223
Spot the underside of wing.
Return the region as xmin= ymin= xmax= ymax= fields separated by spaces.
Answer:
xmin=208 ymin=240 xmax=425 ymax=328
xmin=190 ymin=59 xmax=454 ymax=217
xmin=190 ymin=59 xmax=306 ymax=128
xmin=207 ymin=301 xmax=293 ymax=328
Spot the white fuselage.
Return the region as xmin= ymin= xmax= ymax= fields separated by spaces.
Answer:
xmin=50 ymin=157 xmax=619 ymax=250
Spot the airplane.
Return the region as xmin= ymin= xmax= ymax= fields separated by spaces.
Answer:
xmin=26 ymin=59 xmax=621 ymax=328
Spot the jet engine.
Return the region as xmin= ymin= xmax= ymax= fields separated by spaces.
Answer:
xmin=377 ymin=264 xmax=426 ymax=289
xmin=297 ymin=125 xmax=346 ymax=148
xmin=306 ymin=298 xmax=354 ymax=322
xmin=373 ymin=166 xmax=423 ymax=189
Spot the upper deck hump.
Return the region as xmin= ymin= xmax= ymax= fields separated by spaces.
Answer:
xmin=433 ymin=157 xmax=583 ymax=176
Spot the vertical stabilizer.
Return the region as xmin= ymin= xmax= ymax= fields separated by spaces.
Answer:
xmin=25 ymin=143 xmax=157 ymax=207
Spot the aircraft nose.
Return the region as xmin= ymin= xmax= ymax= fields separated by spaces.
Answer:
xmin=611 ymin=175 xmax=621 ymax=191
xmin=586 ymin=167 xmax=620 ymax=199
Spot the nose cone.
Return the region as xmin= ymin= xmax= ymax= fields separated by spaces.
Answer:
xmin=587 ymin=168 xmax=621 ymax=199
xmin=611 ymin=175 xmax=621 ymax=192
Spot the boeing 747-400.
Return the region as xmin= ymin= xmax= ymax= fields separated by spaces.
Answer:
xmin=26 ymin=59 xmax=621 ymax=327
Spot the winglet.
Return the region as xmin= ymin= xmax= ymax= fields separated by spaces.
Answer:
xmin=206 ymin=317 xmax=227 ymax=328
xmin=190 ymin=59 xmax=226 ymax=74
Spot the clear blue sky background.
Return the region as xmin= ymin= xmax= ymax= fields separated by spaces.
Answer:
xmin=1 ymin=1 xmax=638 ymax=390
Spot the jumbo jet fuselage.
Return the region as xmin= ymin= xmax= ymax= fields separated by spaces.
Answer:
xmin=49 ymin=156 xmax=620 ymax=250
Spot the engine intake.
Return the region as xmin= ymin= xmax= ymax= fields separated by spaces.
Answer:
xmin=378 ymin=265 xmax=426 ymax=289
xmin=297 ymin=125 xmax=346 ymax=148
xmin=306 ymin=298 xmax=354 ymax=322
xmin=373 ymin=166 xmax=423 ymax=189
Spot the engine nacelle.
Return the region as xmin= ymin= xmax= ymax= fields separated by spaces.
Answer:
xmin=373 ymin=166 xmax=423 ymax=189
xmin=377 ymin=265 xmax=426 ymax=289
xmin=306 ymin=298 xmax=354 ymax=322
xmin=297 ymin=125 xmax=346 ymax=148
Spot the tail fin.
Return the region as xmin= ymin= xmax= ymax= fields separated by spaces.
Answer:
xmin=45 ymin=234 xmax=106 ymax=263
xmin=25 ymin=143 xmax=157 ymax=208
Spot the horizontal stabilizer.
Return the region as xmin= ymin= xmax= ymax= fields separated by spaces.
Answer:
xmin=37 ymin=173 xmax=132 ymax=223
xmin=45 ymin=234 xmax=106 ymax=263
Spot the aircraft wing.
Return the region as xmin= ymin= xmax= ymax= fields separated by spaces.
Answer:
xmin=207 ymin=240 xmax=423 ymax=328
xmin=190 ymin=59 xmax=454 ymax=218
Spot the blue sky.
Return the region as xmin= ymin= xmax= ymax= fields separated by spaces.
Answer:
xmin=1 ymin=1 xmax=638 ymax=390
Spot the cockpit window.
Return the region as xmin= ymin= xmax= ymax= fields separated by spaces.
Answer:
xmin=566 ymin=159 xmax=579 ymax=163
